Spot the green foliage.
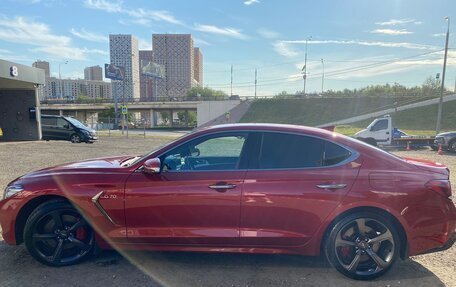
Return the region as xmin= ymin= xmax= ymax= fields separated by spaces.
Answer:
xmin=186 ymin=86 xmax=227 ymax=100
xmin=273 ymin=76 xmax=448 ymax=98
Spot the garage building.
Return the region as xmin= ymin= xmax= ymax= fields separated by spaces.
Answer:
xmin=0 ymin=59 xmax=45 ymax=141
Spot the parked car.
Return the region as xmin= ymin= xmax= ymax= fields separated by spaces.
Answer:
xmin=1 ymin=124 xmax=454 ymax=280
xmin=435 ymin=131 xmax=456 ymax=152
xmin=41 ymin=115 xmax=97 ymax=143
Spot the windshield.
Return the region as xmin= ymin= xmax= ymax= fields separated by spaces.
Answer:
xmin=65 ymin=117 xmax=88 ymax=129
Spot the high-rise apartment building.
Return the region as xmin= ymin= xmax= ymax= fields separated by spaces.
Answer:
xmin=32 ymin=60 xmax=50 ymax=77
xmin=44 ymin=78 xmax=112 ymax=100
xmin=152 ymin=34 xmax=200 ymax=99
xmin=139 ymin=50 xmax=154 ymax=100
xmin=84 ymin=65 xmax=103 ymax=81
xmin=109 ymin=34 xmax=140 ymax=100
xmin=193 ymin=47 xmax=203 ymax=86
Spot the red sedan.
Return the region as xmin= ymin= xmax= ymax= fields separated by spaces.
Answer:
xmin=1 ymin=124 xmax=455 ymax=280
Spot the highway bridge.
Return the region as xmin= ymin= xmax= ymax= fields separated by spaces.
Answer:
xmin=40 ymin=100 xmax=241 ymax=127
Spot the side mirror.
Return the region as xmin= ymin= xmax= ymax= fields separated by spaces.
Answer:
xmin=64 ymin=124 xmax=70 ymax=129
xmin=143 ymin=158 xmax=161 ymax=174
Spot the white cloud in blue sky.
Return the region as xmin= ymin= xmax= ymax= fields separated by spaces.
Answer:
xmin=0 ymin=0 xmax=455 ymax=96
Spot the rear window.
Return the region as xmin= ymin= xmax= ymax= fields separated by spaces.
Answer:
xmin=258 ymin=133 xmax=352 ymax=169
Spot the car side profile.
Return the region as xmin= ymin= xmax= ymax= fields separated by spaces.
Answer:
xmin=0 ymin=124 xmax=455 ymax=280
xmin=41 ymin=115 xmax=97 ymax=143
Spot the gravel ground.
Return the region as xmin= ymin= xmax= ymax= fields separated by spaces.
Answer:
xmin=0 ymin=137 xmax=455 ymax=287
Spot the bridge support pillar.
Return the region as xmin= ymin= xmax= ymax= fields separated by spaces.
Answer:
xmin=149 ymin=109 xmax=157 ymax=128
xmin=59 ymin=110 xmax=63 ymax=116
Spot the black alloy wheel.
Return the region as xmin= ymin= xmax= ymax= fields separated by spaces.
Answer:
xmin=24 ymin=200 xmax=94 ymax=267
xmin=325 ymin=212 xmax=400 ymax=280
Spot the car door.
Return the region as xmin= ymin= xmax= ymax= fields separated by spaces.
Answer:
xmin=369 ymin=119 xmax=390 ymax=144
xmin=240 ymin=132 xmax=362 ymax=246
xmin=54 ymin=117 xmax=72 ymax=140
xmin=124 ymin=132 xmax=251 ymax=245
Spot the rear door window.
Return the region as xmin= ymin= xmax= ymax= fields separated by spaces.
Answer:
xmin=257 ymin=132 xmax=352 ymax=169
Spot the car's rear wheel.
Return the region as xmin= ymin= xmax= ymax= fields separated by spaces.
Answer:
xmin=325 ymin=212 xmax=400 ymax=280
xmin=24 ymin=200 xmax=94 ymax=267
xmin=70 ymin=134 xmax=81 ymax=143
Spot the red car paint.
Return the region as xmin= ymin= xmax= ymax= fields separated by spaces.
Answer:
xmin=1 ymin=124 xmax=455 ymax=258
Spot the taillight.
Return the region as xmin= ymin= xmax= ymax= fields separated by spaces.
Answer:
xmin=425 ymin=179 xmax=452 ymax=198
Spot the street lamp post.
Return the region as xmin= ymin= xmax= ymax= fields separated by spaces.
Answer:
xmin=321 ymin=58 xmax=325 ymax=95
xmin=301 ymin=36 xmax=312 ymax=96
xmin=436 ymin=16 xmax=450 ymax=134
xmin=58 ymin=61 xmax=68 ymax=99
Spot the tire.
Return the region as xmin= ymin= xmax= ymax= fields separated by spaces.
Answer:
xmin=325 ymin=211 xmax=400 ymax=280
xmin=70 ymin=134 xmax=81 ymax=143
xmin=23 ymin=199 xmax=95 ymax=267
xmin=448 ymin=139 xmax=456 ymax=153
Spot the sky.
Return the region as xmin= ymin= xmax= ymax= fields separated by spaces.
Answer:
xmin=1 ymin=0 xmax=455 ymax=97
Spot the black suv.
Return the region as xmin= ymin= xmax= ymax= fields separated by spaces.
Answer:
xmin=41 ymin=115 xmax=97 ymax=143
xmin=435 ymin=131 xmax=456 ymax=152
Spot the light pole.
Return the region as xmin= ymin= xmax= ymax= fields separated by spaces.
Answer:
xmin=58 ymin=61 xmax=68 ymax=99
xmin=436 ymin=16 xmax=450 ymax=134
xmin=321 ymin=58 xmax=325 ymax=95
xmin=301 ymin=36 xmax=312 ymax=96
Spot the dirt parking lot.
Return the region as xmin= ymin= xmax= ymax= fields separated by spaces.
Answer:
xmin=0 ymin=136 xmax=455 ymax=287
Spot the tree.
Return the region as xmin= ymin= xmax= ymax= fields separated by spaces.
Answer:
xmin=186 ymin=86 xmax=227 ymax=100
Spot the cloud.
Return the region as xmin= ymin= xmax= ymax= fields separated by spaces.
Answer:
xmin=257 ymin=28 xmax=280 ymax=39
xmin=433 ymin=33 xmax=446 ymax=37
xmin=375 ymin=18 xmax=419 ymax=26
xmin=70 ymin=28 xmax=108 ymax=43
xmin=83 ymin=0 xmax=123 ymax=13
xmin=244 ymin=0 xmax=260 ymax=5
xmin=273 ymin=41 xmax=299 ymax=57
xmin=282 ymin=39 xmax=438 ymax=51
xmin=193 ymin=37 xmax=211 ymax=46
xmin=370 ymin=29 xmax=413 ymax=35
xmin=83 ymin=0 xmax=183 ymax=26
xmin=0 ymin=15 xmax=106 ymax=61
xmin=193 ymin=24 xmax=248 ymax=39
xmin=138 ymin=37 xmax=152 ymax=50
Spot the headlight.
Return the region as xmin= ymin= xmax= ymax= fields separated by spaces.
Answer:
xmin=3 ymin=184 xmax=24 ymax=200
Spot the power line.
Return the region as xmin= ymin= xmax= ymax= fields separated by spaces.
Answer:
xmin=208 ymin=49 xmax=445 ymax=88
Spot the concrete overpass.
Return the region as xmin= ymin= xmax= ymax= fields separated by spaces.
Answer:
xmin=40 ymin=100 xmax=241 ymax=127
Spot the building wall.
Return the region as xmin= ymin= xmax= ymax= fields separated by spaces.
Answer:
xmin=84 ymin=65 xmax=103 ymax=81
xmin=109 ymin=34 xmax=140 ymax=100
xmin=152 ymin=34 xmax=194 ymax=100
xmin=139 ymin=50 xmax=154 ymax=100
xmin=32 ymin=61 xmax=50 ymax=77
xmin=44 ymin=78 xmax=112 ymax=100
xmin=0 ymin=89 xmax=41 ymax=141
xmin=196 ymin=100 xmax=241 ymax=127
xmin=194 ymin=47 xmax=203 ymax=86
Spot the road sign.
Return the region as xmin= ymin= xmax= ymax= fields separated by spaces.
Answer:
xmin=121 ymin=105 xmax=128 ymax=115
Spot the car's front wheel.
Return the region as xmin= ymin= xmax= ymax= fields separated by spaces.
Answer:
xmin=325 ymin=212 xmax=400 ymax=280
xmin=24 ymin=199 xmax=95 ymax=267
xmin=70 ymin=134 xmax=81 ymax=143
xmin=448 ymin=139 xmax=456 ymax=153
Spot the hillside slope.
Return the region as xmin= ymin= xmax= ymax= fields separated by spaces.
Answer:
xmin=240 ymin=97 xmax=423 ymax=126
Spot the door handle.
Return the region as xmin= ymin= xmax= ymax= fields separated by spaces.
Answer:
xmin=208 ymin=183 xmax=237 ymax=190
xmin=316 ymin=183 xmax=347 ymax=190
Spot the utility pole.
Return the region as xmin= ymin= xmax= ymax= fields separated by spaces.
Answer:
xmin=321 ymin=58 xmax=325 ymax=95
xmin=230 ymin=64 xmax=233 ymax=96
xmin=436 ymin=16 xmax=450 ymax=134
xmin=254 ymin=68 xmax=257 ymax=99
xmin=301 ymin=36 xmax=312 ymax=96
